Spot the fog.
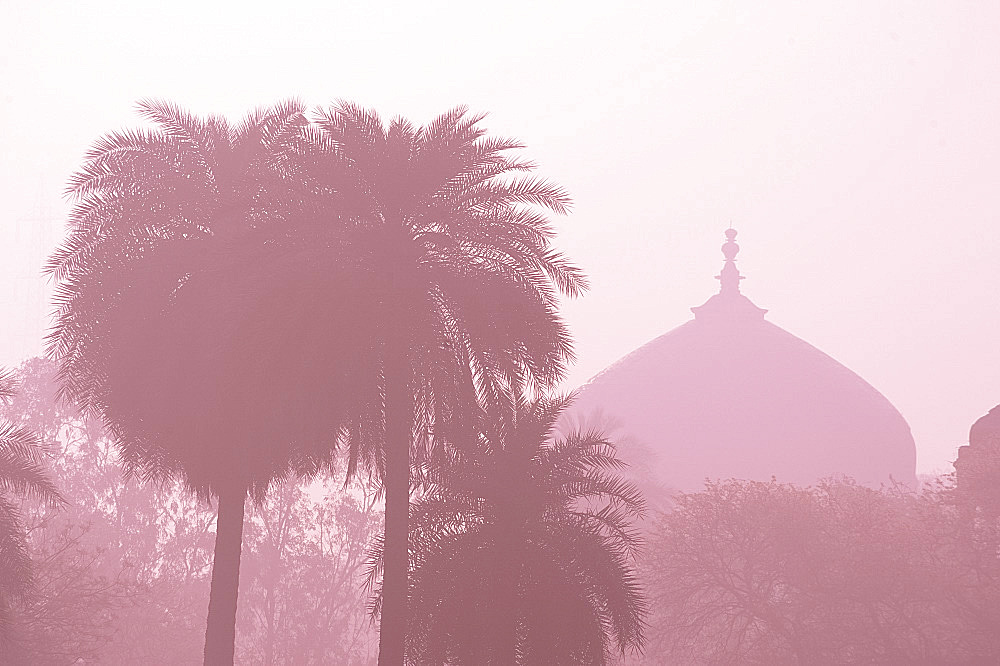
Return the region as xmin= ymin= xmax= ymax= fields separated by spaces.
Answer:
xmin=3 ymin=4 xmax=1000 ymax=663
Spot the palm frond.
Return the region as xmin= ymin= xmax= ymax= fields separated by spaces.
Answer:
xmin=135 ymin=98 xmax=211 ymax=149
xmin=0 ymin=425 xmax=60 ymax=504
xmin=0 ymin=496 xmax=32 ymax=600
xmin=0 ymin=370 xmax=16 ymax=403
xmin=372 ymin=395 xmax=647 ymax=663
xmin=461 ymin=175 xmax=572 ymax=215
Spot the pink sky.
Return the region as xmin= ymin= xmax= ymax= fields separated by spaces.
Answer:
xmin=2 ymin=1 xmax=998 ymax=474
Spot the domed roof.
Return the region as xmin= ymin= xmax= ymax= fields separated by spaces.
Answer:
xmin=569 ymin=230 xmax=917 ymax=493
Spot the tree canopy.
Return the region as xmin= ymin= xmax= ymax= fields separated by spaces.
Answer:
xmin=368 ymin=395 xmax=647 ymax=664
xmin=0 ymin=365 xmax=62 ymax=655
xmin=643 ymin=477 xmax=1000 ymax=664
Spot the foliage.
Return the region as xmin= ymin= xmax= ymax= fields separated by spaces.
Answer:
xmin=292 ymin=102 xmax=585 ymax=664
xmin=367 ymin=395 xmax=647 ymax=665
xmin=46 ymin=97 xmax=584 ymax=664
xmin=0 ymin=363 xmax=62 ymax=654
xmin=1 ymin=358 xmax=381 ymax=664
xmin=236 ymin=476 xmax=380 ymax=665
xmin=46 ymin=98 xmax=332 ymax=500
xmin=643 ymin=477 xmax=1000 ymax=665
xmin=2 ymin=357 xmax=212 ymax=663
xmin=45 ymin=99 xmax=372 ymax=663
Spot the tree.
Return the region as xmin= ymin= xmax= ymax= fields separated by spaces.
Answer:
xmin=0 ymin=366 xmax=63 ymax=655
xmin=3 ymin=357 xmax=213 ymax=663
xmin=296 ymin=103 xmax=585 ymax=664
xmin=366 ymin=395 xmax=647 ymax=664
xmin=643 ymin=478 xmax=1000 ymax=664
xmin=3 ymin=357 xmax=382 ymax=664
xmin=45 ymin=99 xmax=357 ymax=664
xmin=236 ymin=476 xmax=381 ymax=665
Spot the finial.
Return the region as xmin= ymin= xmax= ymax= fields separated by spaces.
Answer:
xmin=717 ymin=228 xmax=743 ymax=294
xmin=692 ymin=227 xmax=766 ymax=319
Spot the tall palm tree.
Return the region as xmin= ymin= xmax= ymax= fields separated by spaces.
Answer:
xmin=294 ymin=104 xmax=586 ymax=664
xmin=45 ymin=100 xmax=359 ymax=664
xmin=0 ymin=367 xmax=63 ymax=650
xmin=368 ymin=394 xmax=647 ymax=664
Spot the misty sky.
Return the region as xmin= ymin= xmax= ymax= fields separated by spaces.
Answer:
xmin=2 ymin=1 xmax=998 ymax=475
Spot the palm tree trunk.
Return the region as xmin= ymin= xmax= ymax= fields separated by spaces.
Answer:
xmin=378 ymin=353 xmax=411 ymax=666
xmin=204 ymin=487 xmax=247 ymax=665
xmin=499 ymin=527 xmax=521 ymax=663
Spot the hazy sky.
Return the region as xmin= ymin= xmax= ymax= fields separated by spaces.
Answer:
xmin=2 ymin=1 xmax=998 ymax=474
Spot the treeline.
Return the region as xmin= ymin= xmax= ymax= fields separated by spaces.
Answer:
xmin=2 ymin=358 xmax=646 ymax=665
xmin=641 ymin=477 xmax=1000 ymax=664
xmin=5 ymin=358 xmax=1000 ymax=664
xmin=2 ymin=358 xmax=380 ymax=664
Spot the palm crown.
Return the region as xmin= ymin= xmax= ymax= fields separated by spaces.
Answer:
xmin=368 ymin=394 xmax=648 ymax=665
xmin=289 ymin=102 xmax=587 ymax=478
xmin=46 ymin=99 xmax=349 ymax=498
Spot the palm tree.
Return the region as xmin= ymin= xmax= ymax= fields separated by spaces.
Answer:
xmin=45 ymin=100 xmax=359 ymax=664
xmin=295 ymin=104 xmax=586 ymax=664
xmin=0 ymin=367 xmax=63 ymax=650
xmin=368 ymin=394 xmax=647 ymax=664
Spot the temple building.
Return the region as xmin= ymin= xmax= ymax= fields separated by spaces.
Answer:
xmin=567 ymin=230 xmax=917 ymax=496
xmin=954 ymin=405 xmax=1000 ymax=517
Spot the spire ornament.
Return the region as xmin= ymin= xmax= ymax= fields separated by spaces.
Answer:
xmin=691 ymin=227 xmax=766 ymax=320
xmin=717 ymin=228 xmax=744 ymax=295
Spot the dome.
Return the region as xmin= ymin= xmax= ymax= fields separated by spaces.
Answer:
xmin=568 ymin=230 xmax=917 ymax=494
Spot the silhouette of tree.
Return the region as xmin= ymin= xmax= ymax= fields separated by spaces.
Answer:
xmin=366 ymin=395 xmax=647 ymax=664
xmin=0 ymin=367 xmax=62 ymax=653
xmin=297 ymin=103 xmax=585 ymax=665
xmin=45 ymin=100 xmax=359 ymax=664
xmin=2 ymin=358 xmax=215 ymax=662
xmin=644 ymin=478 xmax=1000 ymax=664
xmin=236 ymin=476 xmax=381 ymax=665
xmin=3 ymin=357 xmax=382 ymax=664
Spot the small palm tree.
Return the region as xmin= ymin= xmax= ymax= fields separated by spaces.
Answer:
xmin=0 ymin=368 xmax=62 ymax=648
xmin=368 ymin=394 xmax=647 ymax=665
